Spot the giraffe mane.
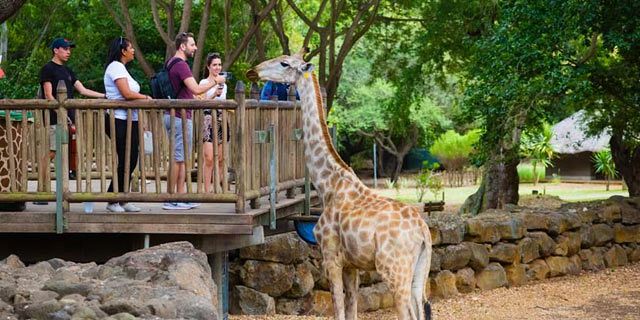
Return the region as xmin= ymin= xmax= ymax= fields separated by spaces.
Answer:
xmin=311 ymin=73 xmax=351 ymax=171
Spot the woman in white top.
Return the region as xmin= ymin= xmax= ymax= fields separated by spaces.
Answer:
xmin=199 ymin=53 xmax=227 ymax=193
xmin=103 ymin=37 xmax=152 ymax=212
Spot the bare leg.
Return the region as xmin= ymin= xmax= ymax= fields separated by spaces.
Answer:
xmin=176 ymin=162 xmax=186 ymax=194
xmin=217 ymin=143 xmax=224 ymax=191
xmin=343 ymin=268 xmax=359 ymax=320
xmin=203 ymin=142 xmax=214 ymax=192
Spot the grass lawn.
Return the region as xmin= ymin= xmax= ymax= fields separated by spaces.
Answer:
xmin=372 ymin=182 xmax=629 ymax=205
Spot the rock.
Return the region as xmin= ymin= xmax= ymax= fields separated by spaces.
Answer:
xmin=0 ymin=280 xmax=16 ymax=303
xmin=489 ymin=243 xmax=519 ymax=264
xmin=169 ymin=259 xmax=218 ymax=302
xmin=430 ymin=270 xmax=458 ymax=298
xmin=357 ymin=286 xmax=382 ymax=312
xmin=466 ymin=212 xmax=524 ymax=243
xmin=106 ymin=313 xmax=136 ymax=320
xmin=430 ymin=212 xmax=465 ymax=244
xmin=0 ymin=254 xmax=24 ymax=269
xmin=605 ymin=196 xmax=640 ymax=224
xmin=173 ymin=295 xmax=218 ymax=320
xmin=42 ymin=280 xmax=92 ymax=297
xmin=522 ymin=212 xmax=580 ymax=235
xmin=464 ymin=242 xmax=489 ymax=271
xmin=49 ymin=310 xmax=72 ymax=320
xmin=18 ymin=299 xmax=63 ymax=320
xmin=235 ymin=286 xmax=276 ymax=315
xmin=475 ymin=263 xmax=507 ymax=290
xmin=286 ymin=263 xmax=315 ymax=298
xmin=627 ymin=245 xmax=640 ymax=263
xmin=239 ymin=232 xmax=310 ymax=264
xmin=100 ymin=298 xmax=145 ymax=316
xmin=47 ymin=258 xmax=72 ymax=270
xmin=455 ymin=268 xmax=476 ymax=293
xmin=545 ymin=256 xmax=580 ymax=277
xmin=578 ymin=249 xmax=605 ymax=271
xmin=579 ymin=225 xmax=596 ymax=248
xmin=71 ymin=306 xmax=98 ymax=320
xmin=440 ymin=244 xmax=471 ymax=271
xmin=276 ymin=296 xmax=312 ymax=315
xmin=430 ymin=249 xmax=442 ymax=272
xmin=505 ymin=264 xmax=527 ymax=287
xmin=604 ymin=244 xmax=628 ymax=267
xmin=359 ymin=270 xmax=382 ymax=286
xmin=429 ymin=226 xmax=442 ymax=246
xmin=241 ymin=260 xmax=294 ymax=297
xmin=526 ymin=259 xmax=550 ymax=281
xmin=592 ymin=224 xmax=614 ymax=246
xmin=554 ymin=232 xmax=581 ymax=256
xmin=528 ymin=232 xmax=556 ymax=257
xmin=145 ymin=298 xmax=177 ymax=318
xmin=465 ymin=216 xmax=500 ymax=243
xmin=578 ymin=209 xmax=598 ymax=224
xmin=308 ymin=290 xmax=333 ymax=316
xmin=613 ymin=223 xmax=640 ymax=243
xmin=599 ymin=203 xmax=622 ymax=223
xmin=518 ymin=237 xmax=540 ymax=263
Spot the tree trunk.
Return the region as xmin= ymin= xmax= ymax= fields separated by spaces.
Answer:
xmin=0 ymin=0 xmax=27 ymax=23
xmin=532 ymin=162 xmax=538 ymax=186
xmin=610 ymin=132 xmax=640 ymax=196
xmin=192 ymin=0 xmax=212 ymax=81
xmin=461 ymin=152 xmax=520 ymax=215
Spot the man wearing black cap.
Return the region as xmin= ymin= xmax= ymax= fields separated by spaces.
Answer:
xmin=39 ymin=37 xmax=105 ymax=179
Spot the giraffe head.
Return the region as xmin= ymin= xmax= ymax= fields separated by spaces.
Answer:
xmin=246 ymin=48 xmax=314 ymax=84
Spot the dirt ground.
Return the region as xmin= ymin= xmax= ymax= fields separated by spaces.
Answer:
xmin=230 ymin=262 xmax=640 ymax=320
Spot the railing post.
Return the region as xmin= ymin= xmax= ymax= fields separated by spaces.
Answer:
xmin=250 ymin=82 xmax=260 ymax=100
xmin=268 ymin=124 xmax=277 ymax=230
xmin=286 ymin=84 xmax=297 ymax=199
xmin=55 ymin=80 xmax=69 ymax=233
xmin=234 ymin=81 xmax=246 ymax=213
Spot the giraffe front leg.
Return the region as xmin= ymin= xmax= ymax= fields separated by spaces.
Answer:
xmin=343 ymin=268 xmax=359 ymax=320
xmin=324 ymin=261 xmax=346 ymax=320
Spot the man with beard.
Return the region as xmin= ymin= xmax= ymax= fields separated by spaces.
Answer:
xmin=162 ymin=32 xmax=219 ymax=210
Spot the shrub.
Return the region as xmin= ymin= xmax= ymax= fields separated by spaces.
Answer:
xmin=430 ymin=130 xmax=480 ymax=187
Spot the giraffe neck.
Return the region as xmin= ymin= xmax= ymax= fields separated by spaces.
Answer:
xmin=297 ymin=73 xmax=356 ymax=199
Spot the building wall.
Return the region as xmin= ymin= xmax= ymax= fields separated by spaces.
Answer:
xmin=546 ymin=152 xmax=596 ymax=180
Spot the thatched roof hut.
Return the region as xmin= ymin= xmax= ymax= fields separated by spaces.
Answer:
xmin=550 ymin=110 xmax=610 ymax=154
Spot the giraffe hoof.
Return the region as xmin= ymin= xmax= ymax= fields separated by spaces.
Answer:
xmin=425 ymin=301 xmax=432 ymax=320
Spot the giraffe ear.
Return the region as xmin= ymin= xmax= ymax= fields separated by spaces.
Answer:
xmin=299 ymin=62 xmax=314 ymax=72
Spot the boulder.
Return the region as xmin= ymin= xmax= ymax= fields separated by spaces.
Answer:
xmin=578 ymin=249 xmax=605 ymax=271
xmin=430 ymin=212 xmax=466 ymax=244
xmin=505 ymin=264 xmax=527 ymax=287
xmin=308 ymin=290 xmax=333 ymax=316
xmin=579 ymin=225 xmax=596 ymax=248
xmin=525 ymin=259 xmax=549 ymax=281
xmin=239 ymin=232 xmax=310 ymax=264
xmin=466 ymin=212 xmax=525 ymax=243
xmin=613 ymin=223 xmax=640 ymax=243
xmin=592 ymin=224 xmax=614 ymax=246
xmin=604 ymin=245 xmax=628 ymax=267
xmin=518 ymin=237 xmax=540 ymax=263
xmin=240 ymin=260 xmax=294 ymax=297
xmin=429 ymin=226 xmax=442 ymax=246
xmin=286 ymin=263 xmax=315 ymax=298
xmin=489 ymin=243 xmax=519 ymax=264
xmin=430 ymin=270 xmax=458 ymax=298
xmin=528 ymin=232 xmax=556 ymax=257
xmin=455 ymin=268 xmax=476 ymax=293
xmin=440 ymin=244 xmax=471 ymax=271
xmin=0 ymin=255 xmax=24 ymax=269
xmin=234 ymin=286 xmax=275 ymax=315
xmin=475 ymin=263 xmax=507 ymax=291
xmin=553 ymin=232 xmax=581 ymax=256
xmin=522 ymin=212 xmax=580 ymax=235
xmin=545 ymin=256 xmax=580 ymax=277
xmin=276 ymin=296 xmax=312 ymax=315
xmin=430 ymin=249 xmax=442 ymax=272
xmin=464 ymin=242 xmax=489 ymax=271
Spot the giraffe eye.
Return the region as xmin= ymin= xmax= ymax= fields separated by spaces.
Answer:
xmin=280 ymin=62 xmax=289 ymax=68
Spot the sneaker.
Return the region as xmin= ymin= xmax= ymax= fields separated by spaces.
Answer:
xmin=106 ymin=203 xmax=125 ymax=212
xmin=183 ymin=202 xmax=200 ymax=209
xmin=121 ymin=203 xmax=141 ymax=212
xmin=162 ymin=202 xmax=191 ymax=210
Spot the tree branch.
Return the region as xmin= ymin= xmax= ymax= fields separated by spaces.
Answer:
xmin=150 ymin=0 xmax=172 ymax=46
xmin=223 ymin=0 xmax=277 ymax=69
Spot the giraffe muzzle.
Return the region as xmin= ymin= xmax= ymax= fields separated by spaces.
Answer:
xmin=246 ymin=69 xmax=259 ymax=82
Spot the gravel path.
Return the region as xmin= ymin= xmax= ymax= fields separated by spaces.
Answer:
xmin=230 ymin=262 xmax=640 ymax=320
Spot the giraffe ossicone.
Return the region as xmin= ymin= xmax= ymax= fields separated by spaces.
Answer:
xmin=249 ymin=49 xmax=433 ymax=320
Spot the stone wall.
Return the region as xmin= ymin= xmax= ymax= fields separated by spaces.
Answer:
xmin=230 ymin=196 xmax=640 ymax=316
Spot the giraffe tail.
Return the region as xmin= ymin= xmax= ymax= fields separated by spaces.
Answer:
xmin=411 ymin=237 xmax=432 ymax=320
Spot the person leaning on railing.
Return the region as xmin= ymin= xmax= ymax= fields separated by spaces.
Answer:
xmin=39 ymin=37 xmax=106 ymax=180
xmin=103 ymin=37 xmax=152 ymax=213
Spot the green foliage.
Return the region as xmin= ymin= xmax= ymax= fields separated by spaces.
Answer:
xmin=592 ymin=149 xmax=617 ymax=190
xmin=429 ymin=129 xmax=479 ymax=171
xmin=416 ymin=161 xmax=443 ymax=202
xmin=517 ymin=163 xmax=546 ymax=184
xmin=520 ymin=123 xmax=555 ymax=185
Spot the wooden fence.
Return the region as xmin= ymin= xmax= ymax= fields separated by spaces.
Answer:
xmin=0 ymin=81 xmax=306 ymax=218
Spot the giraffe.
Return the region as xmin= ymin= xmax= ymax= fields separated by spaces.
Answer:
xmin=0 ymin=121 xmax=26 ymax=211
xmin=248 ymin=49 xmax=432 ymax=320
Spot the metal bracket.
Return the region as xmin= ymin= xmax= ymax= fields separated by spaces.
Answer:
xmin=292 ymin=128 xmax=303 ymax=141
xmin=254 ymin=130 xmax=270 ymax=144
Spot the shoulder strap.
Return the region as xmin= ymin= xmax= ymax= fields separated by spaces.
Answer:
xmin=164 ymin=58 xmax=185 ymax=97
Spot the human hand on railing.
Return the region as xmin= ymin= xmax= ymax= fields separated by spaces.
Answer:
xmin=214 ymin=74 xmax=226 ymax=86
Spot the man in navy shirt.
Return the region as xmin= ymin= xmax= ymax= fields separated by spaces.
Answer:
xmin=260 ymin=81 xmax=299 ymax=101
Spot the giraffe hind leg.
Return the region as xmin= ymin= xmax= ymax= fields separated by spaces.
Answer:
xmin=343 ymin=268 xmax=359 ymax=320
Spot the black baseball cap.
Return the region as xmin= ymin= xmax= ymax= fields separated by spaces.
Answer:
xmin=49 ymin=38 xmax=76 ymax=49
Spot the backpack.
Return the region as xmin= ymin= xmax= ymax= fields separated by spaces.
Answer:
xmin=150 ymin=58 xmax=183 ymax=99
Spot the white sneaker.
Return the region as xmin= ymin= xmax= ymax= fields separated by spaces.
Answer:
xmin=121 ymin=203 xmax=141 ymax=212
xmin=106 ymin=203 xmax=125 ymax=213
xmin=183 ymin=202 xmax=200 ymax=209
xmin=162 ymin=202 xmax=191 ymax=210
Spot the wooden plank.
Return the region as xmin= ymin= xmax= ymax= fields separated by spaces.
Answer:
xmin=0 ymin=213 xmax=56 ymax=223
xmin=65 ymin=223 xmax=254 ymax=234
xmin=0 ymin=224 xmax=55 ymax=233
xmin=198 ymin=226 xmax=265 ymax=253
xmin=66 ymin=212 xmax=253 ymax=225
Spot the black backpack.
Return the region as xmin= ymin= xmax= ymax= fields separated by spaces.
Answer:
xmin=150 ymin=58 xmax=183 ymax=99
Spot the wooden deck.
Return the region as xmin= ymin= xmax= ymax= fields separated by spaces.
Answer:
xmin=0 ymin=191 xmax=311 ymax=235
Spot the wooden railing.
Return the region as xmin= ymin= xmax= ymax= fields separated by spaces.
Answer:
xmin=0 ymin=81 xmax=307 ymax=232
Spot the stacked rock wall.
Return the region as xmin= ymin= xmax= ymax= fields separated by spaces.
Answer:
xmin=230 ymin=196 xmax=640 ymax=316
